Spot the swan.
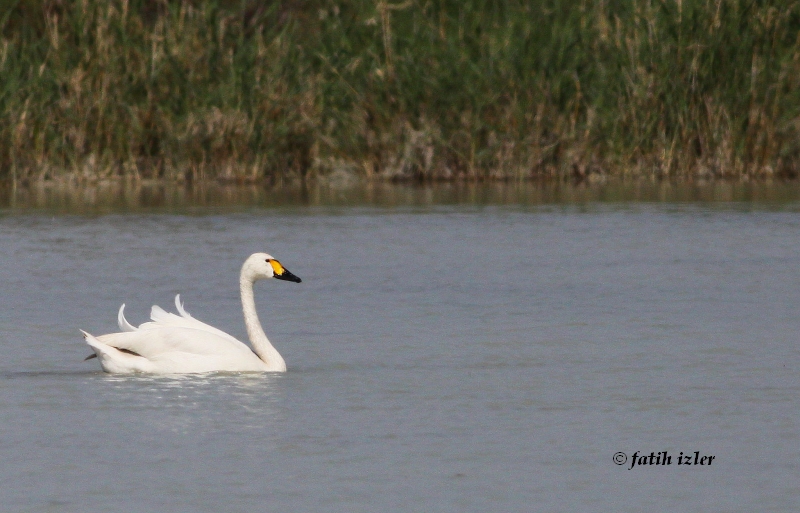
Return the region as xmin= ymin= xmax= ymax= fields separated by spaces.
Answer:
xmin=81 ymin=253 xmax=301 ymax=374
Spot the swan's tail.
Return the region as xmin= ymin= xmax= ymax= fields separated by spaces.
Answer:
xmin=81 ymin=330 xmax=148 ymax=373
xmin=82 ymin=330 xmax=112 ymax=359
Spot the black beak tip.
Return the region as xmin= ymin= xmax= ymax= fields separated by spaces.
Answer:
xmin=276 ymin=270 xmax=302 ymax=283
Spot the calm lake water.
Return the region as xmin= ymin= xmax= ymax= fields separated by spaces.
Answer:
xmin=1 ymin=182 xmax=799 ymax=512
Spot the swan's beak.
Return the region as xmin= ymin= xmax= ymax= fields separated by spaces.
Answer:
xmin=269 ymin=259 xmax=302 ymax=283
xmin=274 ymin=268 xmax=302 ymax=283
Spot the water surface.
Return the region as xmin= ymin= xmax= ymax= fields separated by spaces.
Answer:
xmin=1 ymin=185 xmax=799 ymax=512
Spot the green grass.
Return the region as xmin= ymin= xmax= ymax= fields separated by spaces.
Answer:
xmin=2 ymin=0 xmax=800 ymax=182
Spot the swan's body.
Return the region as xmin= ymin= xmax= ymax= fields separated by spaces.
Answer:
xmin=82 ymin=253 xmax=301 ymax=374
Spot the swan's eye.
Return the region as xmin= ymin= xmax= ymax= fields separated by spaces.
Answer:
xmin=268 ymin=259 xmax=285 ymax=276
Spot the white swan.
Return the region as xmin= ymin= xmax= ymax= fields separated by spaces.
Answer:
xmin=81 ymin=253 xmax=302 ymax=374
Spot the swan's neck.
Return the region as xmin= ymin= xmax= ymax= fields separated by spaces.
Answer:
xmin=240 ymin=277 xmax=286 ymax=372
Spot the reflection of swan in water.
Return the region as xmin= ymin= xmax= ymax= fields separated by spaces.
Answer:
xmin=82 ymin=253 xmax=301 ymax=374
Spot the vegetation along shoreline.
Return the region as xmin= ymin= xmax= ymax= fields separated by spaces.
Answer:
xmin=2 ymin=0 xmax=799 ymax=183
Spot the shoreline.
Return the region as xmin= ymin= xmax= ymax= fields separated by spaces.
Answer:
xmin=3 ymin=176 xmax=800 ymax=213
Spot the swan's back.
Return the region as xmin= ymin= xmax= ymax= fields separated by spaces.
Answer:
xmin=142 ymin=304 xmax=242 ymax=345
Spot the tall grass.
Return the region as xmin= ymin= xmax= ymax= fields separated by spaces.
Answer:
xmin=1 ymin=0 xmax=799 ymax=182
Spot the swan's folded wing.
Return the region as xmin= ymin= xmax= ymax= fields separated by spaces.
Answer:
xmin=96 ymin=327 xmax=253 ymax=360
xmin=117 ymin=304 xmax=138 ymax=332
xmin=174 ymin=294 xmax=192 ymax=319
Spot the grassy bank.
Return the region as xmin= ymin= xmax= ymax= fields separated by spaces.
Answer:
xmin=2 ymin=0 xmax=800 ymax=182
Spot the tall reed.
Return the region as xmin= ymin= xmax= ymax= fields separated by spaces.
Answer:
xmin=1 ymin=0 xmax=799 ymax=182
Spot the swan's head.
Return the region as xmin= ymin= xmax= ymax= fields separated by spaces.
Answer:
xmin=242 ymin=252 xmax=302 ymax=283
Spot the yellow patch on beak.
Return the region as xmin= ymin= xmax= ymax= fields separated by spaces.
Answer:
xmin=269 ymin=259 xmax=285 ymax=276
